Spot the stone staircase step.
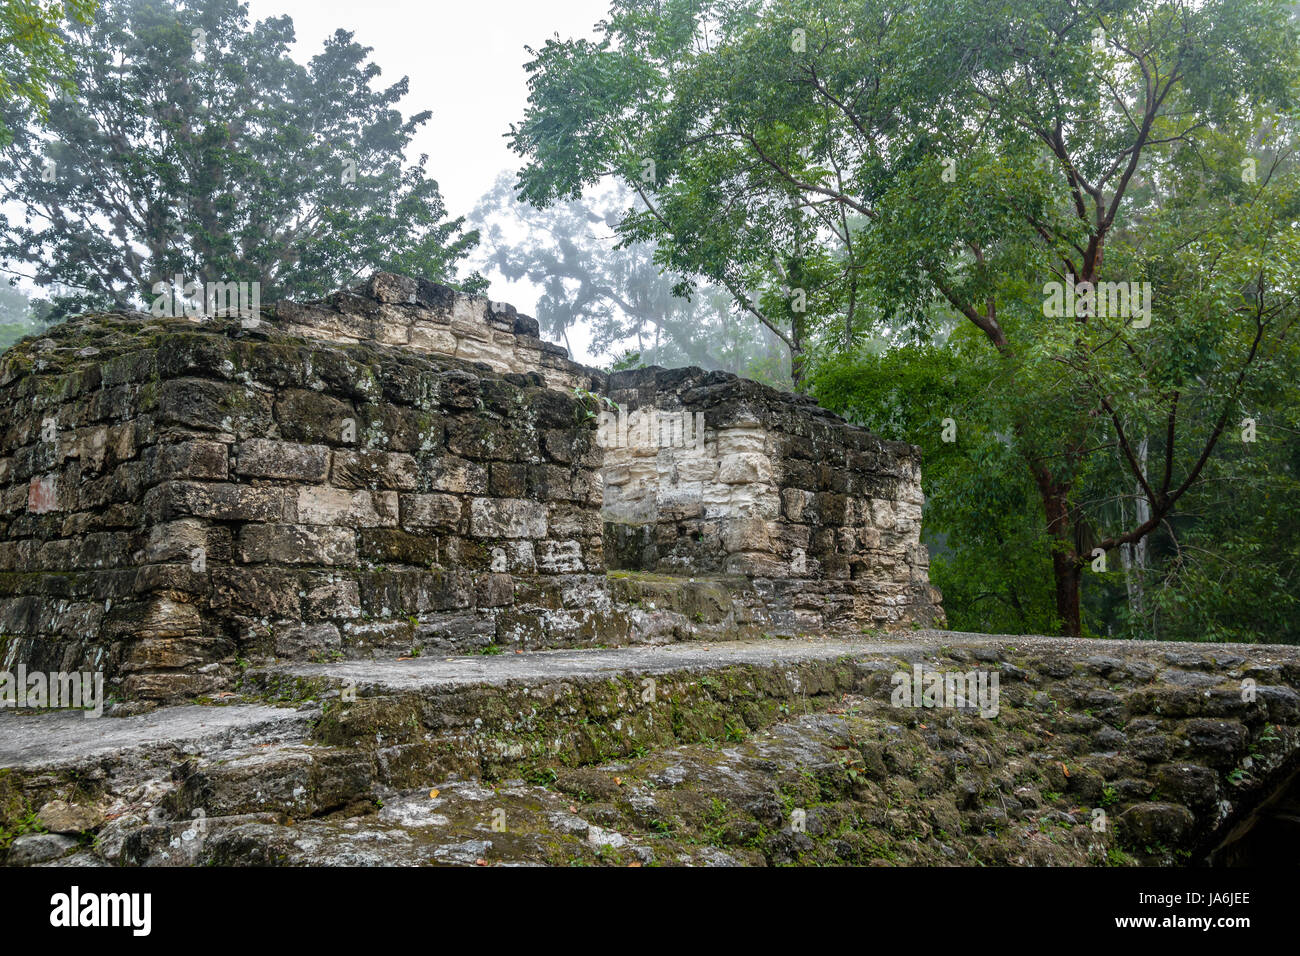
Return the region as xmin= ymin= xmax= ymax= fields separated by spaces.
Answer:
xmin=3 ymin=632 xmax=1300 ymax=866
xmin=251 ymin=635 xmax=922 ymax=786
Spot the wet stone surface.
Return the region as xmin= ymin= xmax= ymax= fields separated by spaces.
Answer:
xmin=1 ymin=632 xmax=1298 ymax=866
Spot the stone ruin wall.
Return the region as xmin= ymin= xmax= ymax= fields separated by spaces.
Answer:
xmin=275 ymin=272 xmax=592 ymax=392
xmin=601 ymin=366 xmax=941 ymax=634
xmin=0 ymin=272 xmax=942 ymax=700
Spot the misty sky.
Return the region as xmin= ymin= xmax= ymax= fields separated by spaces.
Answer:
xmin=242 ymin=0 xmax=613 ymax=361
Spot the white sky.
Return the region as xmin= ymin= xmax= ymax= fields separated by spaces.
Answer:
xmin=242 ymin=0 xmax=613 ymax=361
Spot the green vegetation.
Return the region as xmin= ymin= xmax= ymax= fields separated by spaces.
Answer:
xmin=511 ymin=0 xmax=1300 ymax=643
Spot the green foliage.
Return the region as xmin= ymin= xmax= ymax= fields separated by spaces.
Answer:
xmin=0 ymin=0 xmax=483 ymax=319
xmin=0 ymin=0 xmax=95 ymax=145
xmin=513 ymin=0 xmax=1300 ymax=638
xmin=812 ymin=342 xmax=1059 ymax=634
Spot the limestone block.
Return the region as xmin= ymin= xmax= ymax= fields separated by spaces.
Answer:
xmin=74 ymin=425 xmax=110 ymax=474
xmin=27 ymin=474 xmax=59 ymax=513
xmin=450 ymin=296 xmax=491 ymax=339
xmin=274 ymin=390 xmax=355 ymax=444
xmin=781 ymin=487 xmax=813 ymax=522
xmin=813 ymin=492 xmax=850 ymax=525
xmin=475 ymin=572 xmax=516 ymax=607
xmin=135 ymin=596 xmax=204 ymax=641
xmin=705 ymin=482 xmax=780 ymax=522
xmin=274 ymin=622 xmax=342 ymax=658
xmin=331 ymin=448 xmax=419 ymax=491
xmin=715 ymin=427 xmax=767 ymax=456
xmin=469 ymin=497 xmax=547 ymax=539
xmin=358 ymin=528 xmax=442 ymax=565
xmin=236 ymin=439 xmax=330 ymax=482
xmin=657 ymin=482 xmax=704 ymax=520
xmin=410 ymin=323 xmax=458 ymax=355
xmin=367 ymin=272 xmax=418 ymax=303
xmin=895 ymin=500 xmax=923 ymax=524
xmin=238 ymin=523 xmax=357 ymax=565
xmin=603 ymin=490 xmax=657 ymax=525
xmin=538 ymin=540 xmax=585 ymax=573
xmin=153 ymin=481 xmax=293 ymax=523
xmin=144 ymin=518 xmax=210 ymax=563
xmin=400 ymin=493 xmax=464 ymax=531
xmin=717 ymin=452 xmax=773 ymax=485
xmin=302 ymin=574 xmax=361 ymax=620
xmin=158 ymin=378 xmax=273 ymax=436
xmin=547 ymin=504 xmax=601 ymax=539
xmin=454 ymin=338 xmax=513 ymax=372
xmin=374 ymin=305 xmax=414 ymax=343
xmin=720 ymin=517 xmax=773 ymax=554
xmin=838 ymin=527 xmax=857 ymax=553
xmin=674 ymin=454 xmax=719 ymax=483
xmin=425 ymin=455 xmax=488 ymax=495
xmin=296 ymin=486 xmax=398 ymax=528
xmin=152 ymin=439 xmax=229 ymax=482
xmin=35 ymin=800 xmax=103 ymax=835
xmin=504 ymin=540 xmax=537 ymax=573
xmin=776 ymin=522 xmax=811 ymax=554
xmin=515 ymin=347 xmax=544 ymax=371
xmin=723 ymin=551 xmax=787 ymax=577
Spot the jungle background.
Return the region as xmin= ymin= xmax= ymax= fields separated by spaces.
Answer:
xmin=2 ymin=0 xmax=1297 ymax=642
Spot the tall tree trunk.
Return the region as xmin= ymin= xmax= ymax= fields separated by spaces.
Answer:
xmin=790 ymin=310 xmax=806 ymax=392
xmin=1052 ymin=549 xmax=1084 ymax=638
xmin=1120 ymin=438 xmax=1150 ymax=624
xmin=1036 ymin=475 xmax=1083 ymax=637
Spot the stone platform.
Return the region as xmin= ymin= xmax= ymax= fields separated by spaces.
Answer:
xmin=2 ymin=631 xmax=1297 ymax=867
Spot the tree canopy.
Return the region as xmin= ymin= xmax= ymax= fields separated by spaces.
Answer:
xmin=511 ymin=0 xmax=1300 ymax=637
xmin=0 ymin=0 xmax=95 ymax=145
xmin=0 ymin=0 xmax=483 ymax=319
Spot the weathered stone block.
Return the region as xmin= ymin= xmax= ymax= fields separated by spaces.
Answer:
xmin=150 ymin=439 xmax=229 ymax=482
xmin=273 ymin=623 xmax=342 ymax=658
xmin=149 ymin=481 xmax=293 ymax=523
xmin=424 ymin=455 xmax=487 ymax=495
xmin=331 ymin=448 xmax=419 ymax=490
xmin=400 ymin=493 xmax=463 ymax=531
xmin=717 ymin=452 xmax=773 ymax=485
xmin=538 ymin=540 xmax=585 ymax=573
xmin=238 ymin=524 xmax=357 ymax=565
xmin=26 ymin=474 xmax=59 ymax=513
xmin=358 ymin=528 xmax=441 ymax=565
xmin=410 ymin=323 xmax=457 ymax=354
xmin=475 ymin=572 xmax=516 ymax=607
xmin=275 ymin=389 xmax=355 ymax=444
xmin=470 ymin=497 xmax=547 ymax=539
xmin=158 ymin=378 xmax=272 ymax=436
xmin=235 ymin=439 xmax=330 ymax=482
xmin=296 ymin=487 xmax=398 ymax=528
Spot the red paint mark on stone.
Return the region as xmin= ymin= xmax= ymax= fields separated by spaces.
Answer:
xmin=28 ymin=475 xmax=59 ymax=513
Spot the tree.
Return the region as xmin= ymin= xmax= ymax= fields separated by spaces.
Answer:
xmin=471 ymin=172 xmax=789 ymax=382
xmin=510 ymin=0 xmax=1300 ymax=637
xmin=0 ymin=282 xmax=53 ymax=350
xmin=0 ymin=0 xmax=95 ymax=145
xmin=812 ymin=339 xmax=1062 ymax=635
xmin=0 ymin=0 xmax=483 ymax=318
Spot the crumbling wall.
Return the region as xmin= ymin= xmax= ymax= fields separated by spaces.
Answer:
xmin=0 ymin=287 xmax=616 ymax=700
xmin=0 ymin=272 xmax=942 ymax=702
xmin=600 ymin=366 xmax=943 ymax=631
xmin=274 ymin=272 xmax=593 ymax=391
